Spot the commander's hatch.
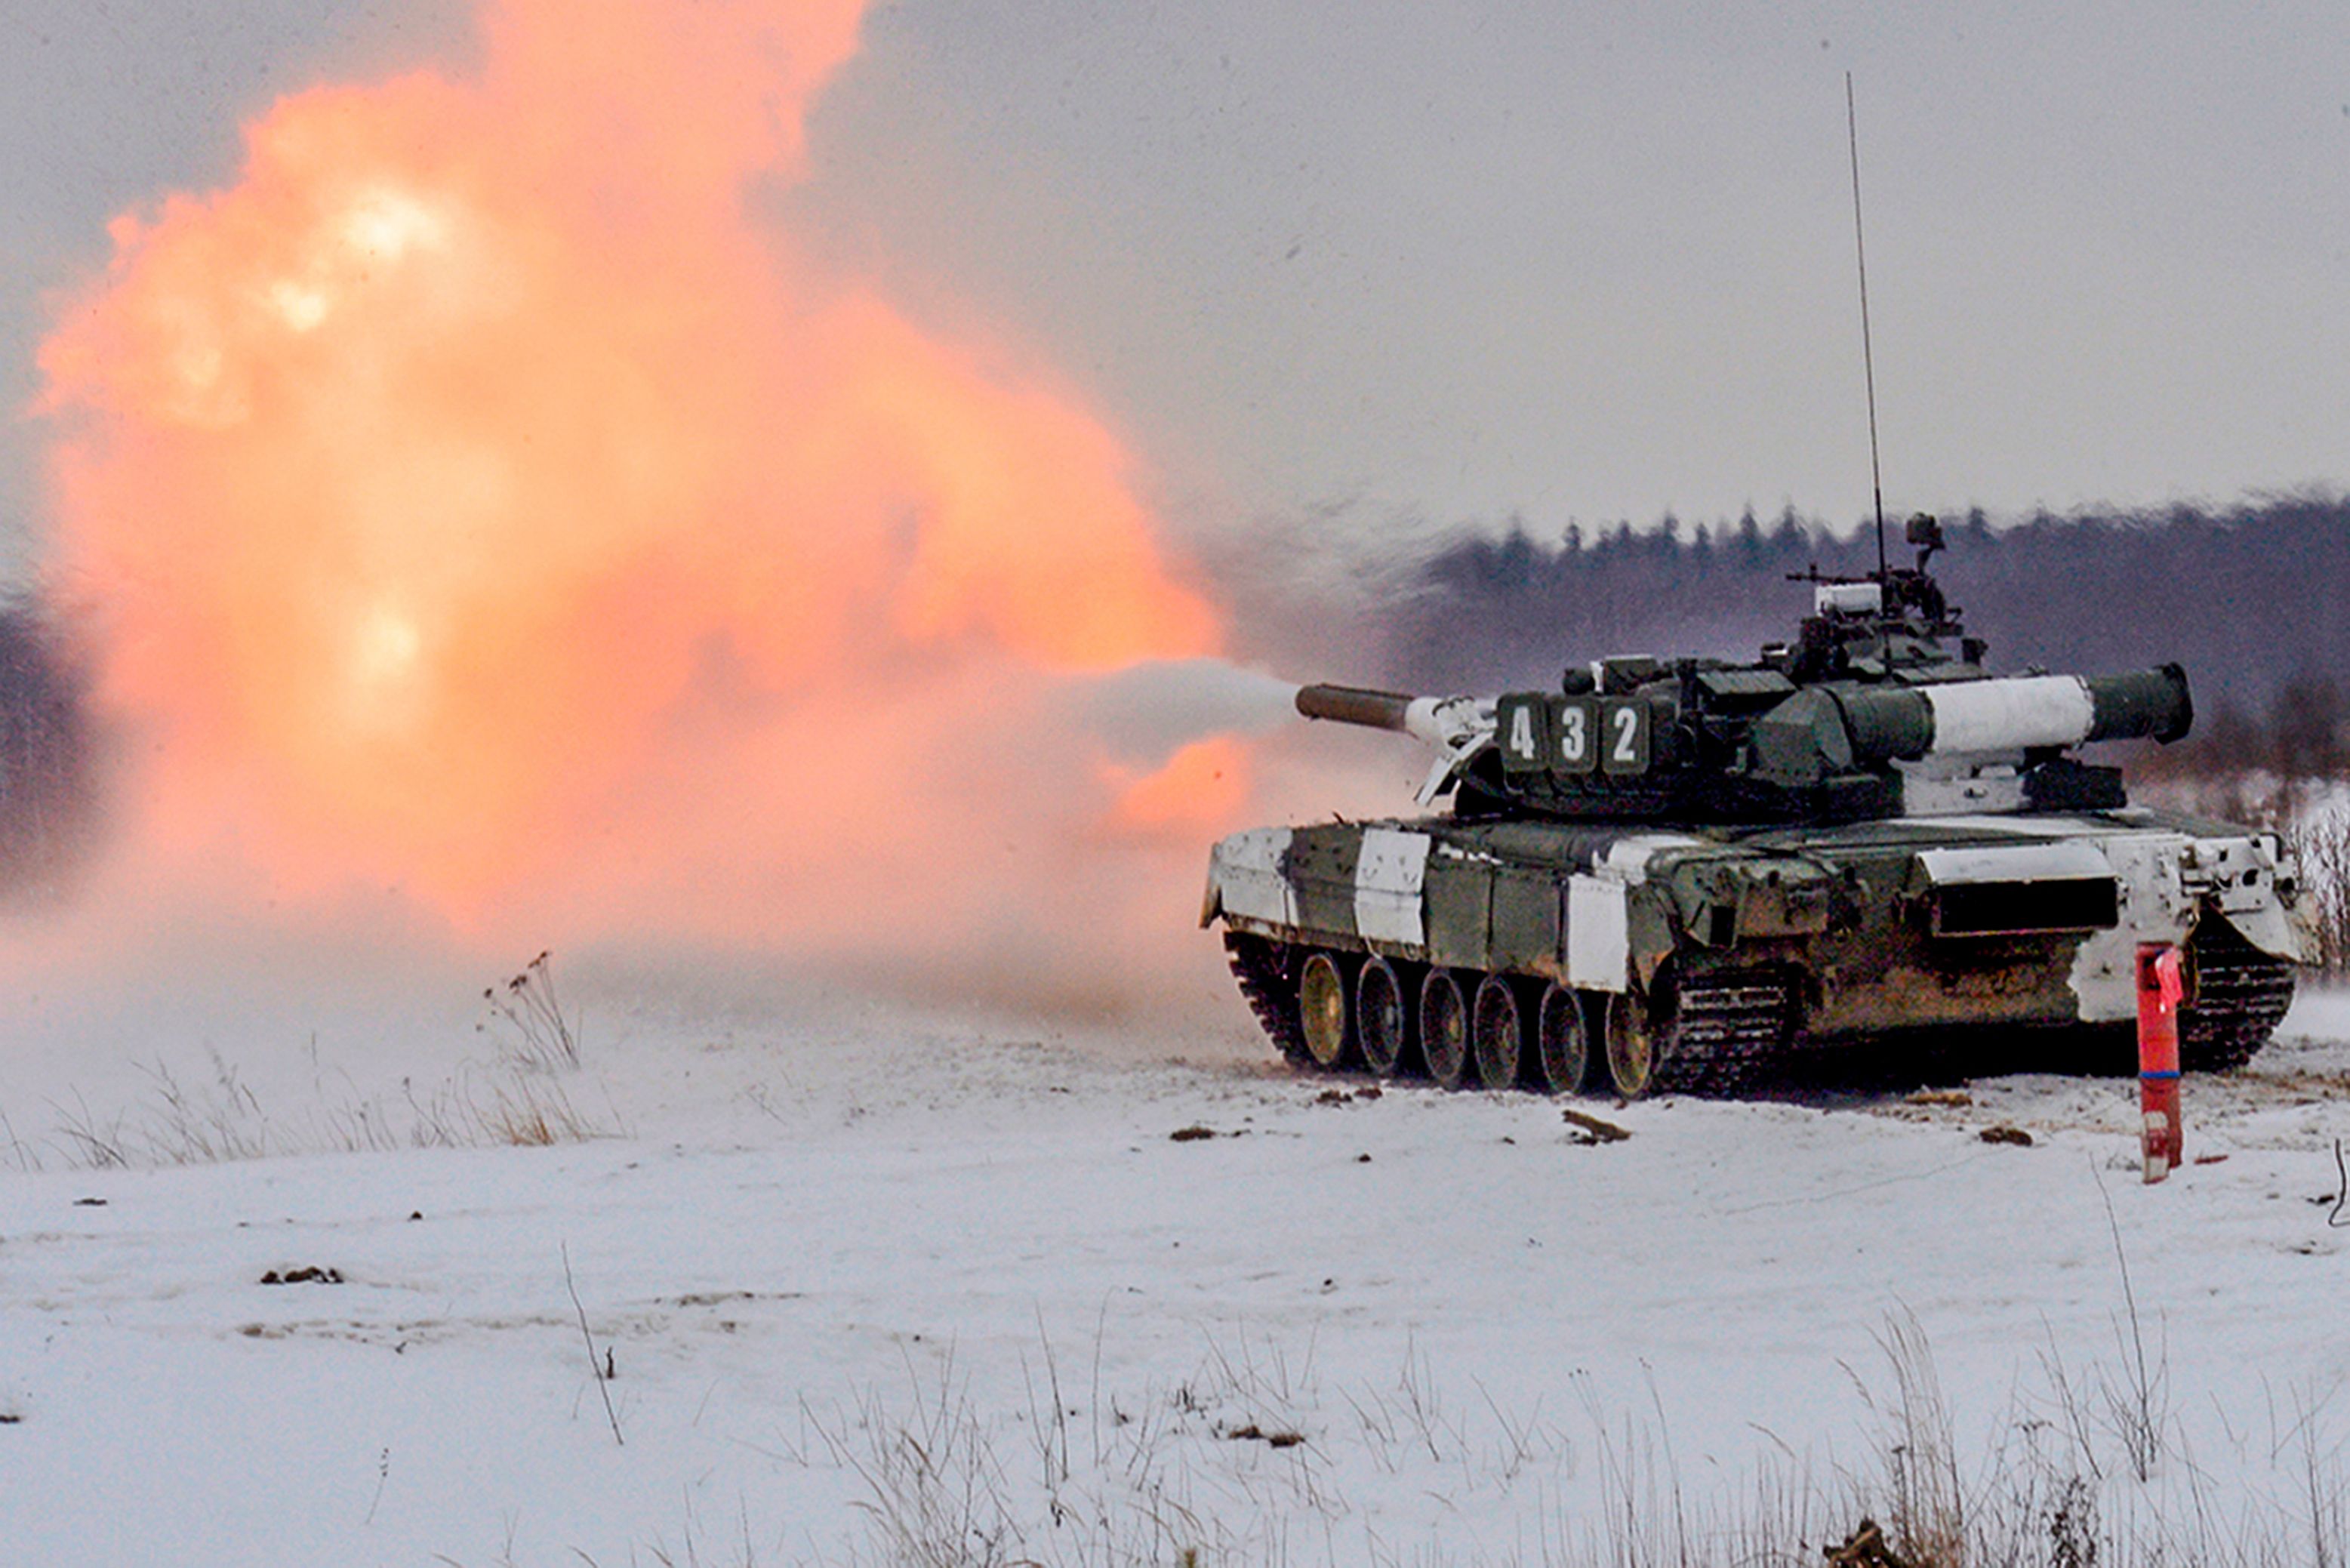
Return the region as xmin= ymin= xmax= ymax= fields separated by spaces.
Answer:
xmin=1910 ymin=841 xmax=2119 ymax=937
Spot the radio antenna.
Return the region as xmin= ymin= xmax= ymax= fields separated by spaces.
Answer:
xmin=1845 ymin=71 xmax=1888 ymax=585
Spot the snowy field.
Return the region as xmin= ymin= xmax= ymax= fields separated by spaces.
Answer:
xmin=2 ymin=963 xmax=2347 ymax=1567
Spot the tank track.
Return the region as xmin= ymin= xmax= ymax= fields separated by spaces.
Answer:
xmin=1220 ymin=932 xmax=2287 ymax=1092
xmin=1651 ymin=972 xmax=1795 ymax=1098
xmin=1224 ymin=932 xmax=1311 ymax=1064
xmin=1224 ymin=935 xmax=1803 ymax=1096
xmin=2179 ymin=925 xmax=2296 ymax=1073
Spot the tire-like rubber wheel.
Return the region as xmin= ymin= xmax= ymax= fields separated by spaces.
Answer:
xmin=1537 ymin=984 xmax=1591 ymax=1095
xmin=1603 ymin=990 xmax=1659 ymax=1099
xmin=1471 ymin=975 xmax=1525 ymax=1091
xmin=1298 ymin=951 xmax=1351 ymax=1069
xmin=1357 ymin=957 xmax=1409 ymax=1077
xmin=1420 ymin=969 xmax=1469 ymax=1089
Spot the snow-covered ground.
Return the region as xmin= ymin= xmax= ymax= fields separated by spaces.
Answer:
xmin=2 ymin=963 xmax=2346 ymax=1566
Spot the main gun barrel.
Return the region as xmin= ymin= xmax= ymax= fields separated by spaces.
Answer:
xmin=1295 ymin=682 xmax=1417 ymax=732
xmin=1837 ymin=664 xmax=2193 ymax=765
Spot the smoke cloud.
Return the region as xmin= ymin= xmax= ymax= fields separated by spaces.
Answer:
xmin=31 ymin=0 xmax=1285 ymax=1009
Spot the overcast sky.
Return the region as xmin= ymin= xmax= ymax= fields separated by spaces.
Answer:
xmin=7 ymin=1 xmax=2349 ymax=582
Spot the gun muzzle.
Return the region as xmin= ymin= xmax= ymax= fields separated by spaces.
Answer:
xmin=2083 ymin=664 xmax=2194 ymax=745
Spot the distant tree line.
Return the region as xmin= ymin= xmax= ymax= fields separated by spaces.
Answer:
xmin=2137 ymin=673 xmax=2349 ymax=784
xmin=1381 ymin=493 xmax=2350 ymax=744
xmin=0 ymin=597 xmax=97 ymax=901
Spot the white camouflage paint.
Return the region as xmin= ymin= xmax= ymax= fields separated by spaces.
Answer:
xmin=1922 ymin=675 xmax=2095 ymax=754
xmin=2184 ymin=832 xmax=2306 ymax=963
xmin=1555 ymin=833 xmax=1706 ymax=991
xmin=1405 ymin=695 xmax=1500 ymax=805
xmin=1910 ymin=814 xmax=2308 ymax=1020
xmin=1912 ymin=839 xmax=2114 ymax=888
xmin=1914 ymin=813 xmax=2105 ymax=839
xmin=1206 ymin=827 xmax=1295 ymax=928
xmin=1893 ymin=759 xmax=2026 ymax=816
xmin=1566 ymin=874 xmax=1630 ymax=992
xmin=1911 ymin=836 xmax=2179 ymax=1020
xmin=1597 ymin=833 xmax=1705 ymax=884
xmin=1814 ymin=581 xmax=1883 ymax=615
xmin=2066 ymin=831 xmax=2195 ymax=1020
xmin=1353 ymin=827 xmax=1430 ymax=946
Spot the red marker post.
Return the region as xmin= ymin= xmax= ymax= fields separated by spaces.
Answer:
xmin=2136 ymin=943 xmax=2185 ymax=1183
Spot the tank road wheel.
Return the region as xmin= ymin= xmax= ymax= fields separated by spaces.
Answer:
xmin=1296 ymin=951 xmax=1353 ymax=1070
xmin=1603 ymin=990 xmax=1660 ymax=1099
xmin=1471 ymin=975 xmax=1526 ymax=1091
xmin=1419 ymin=968 xmax=1471 ymax=1089
xmin=1536 ymin=984 xmax=1592 ymax=1095
xmin=1356 ymin=957 xmax=1410 ymax=1077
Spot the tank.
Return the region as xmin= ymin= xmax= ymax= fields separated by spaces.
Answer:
xmin=1202 ymin=515 xmax=2309 ymax=1096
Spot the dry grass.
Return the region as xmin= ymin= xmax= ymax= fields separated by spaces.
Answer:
xmin=2290 ymin=806 xmax=2350 ymax=980
xmin=479 ymin=950 xmax=582 ymax=1070
xmin=13 ymin=951 xmax=617 ymax=1171
xmin=754 ymin=1314 xmax=2346 ymax=1568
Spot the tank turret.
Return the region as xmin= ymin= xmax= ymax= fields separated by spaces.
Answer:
xmin=1204 ymin=518 xmax=2308 ymax=1098
xmin=1300 ymin=522 xmax=2192 ymax=825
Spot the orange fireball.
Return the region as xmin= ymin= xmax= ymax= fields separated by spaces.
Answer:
xmin=39 ymin=0 xmax=1231 ymax=935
